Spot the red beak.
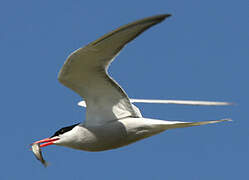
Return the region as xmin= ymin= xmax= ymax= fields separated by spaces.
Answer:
xmin=31 ymin=137 xmax=59 ymax=147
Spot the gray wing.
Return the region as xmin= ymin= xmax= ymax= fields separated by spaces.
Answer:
xmin=129 ymin=99 xmax=232 ymax=106
xmin=78 ymin=99 xmax=232 ymax=107
xmin=58 ymin=14 xmax=171 ymax=126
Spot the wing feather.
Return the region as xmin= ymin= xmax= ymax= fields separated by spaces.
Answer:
xmin=78 ymin=99 xmax=232 ymax=107
xmin=58 ymin=14 xmax=171 ymax=126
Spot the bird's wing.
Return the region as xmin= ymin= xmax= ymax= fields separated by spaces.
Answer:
xmin=129 ymin=99 xmax=232 ymax=106
xmin=58 ymin=14 xmax=171 ymax=126
xmin=78 ymin=99 xmax=232 ymax=107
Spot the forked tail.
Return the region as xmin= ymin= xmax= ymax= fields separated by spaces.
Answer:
xmin=162 ymin=118 xmax=232 ymax=130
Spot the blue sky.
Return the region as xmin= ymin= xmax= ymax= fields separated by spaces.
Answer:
xmin=1 ymin=0 xmax=248 ymax=179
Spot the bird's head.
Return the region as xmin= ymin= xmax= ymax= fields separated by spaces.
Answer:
xmin=31 ymin=123 xmax=80 ymax=148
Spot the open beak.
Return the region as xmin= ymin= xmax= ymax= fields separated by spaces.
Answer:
xmin=31 ymin=137 xmax=59 ymax=147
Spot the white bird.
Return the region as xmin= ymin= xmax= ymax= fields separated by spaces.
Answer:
xmin=31 ymin=14 xmax=231 ymax=164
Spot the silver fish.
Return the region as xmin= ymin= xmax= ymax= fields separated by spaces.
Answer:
xmin=31 ymin=143 xmax=48 ymax=167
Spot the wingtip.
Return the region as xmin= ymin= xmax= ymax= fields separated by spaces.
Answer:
xmin=217 ymin=102 xmax=235 ymax=106
xmin=220 ymin=118 xmax=233 ymax=122
xmin=160 ymin=13 xmax=172 ymax=17
xmin=43 ymin=161 xmax=49 ymax=168
xmin=228 ymin=102 xmax=237 ymax=106
xmin=155 ymin=14 xmax=172 ymax=21
xmin=143 ymin=14 xmax=172 ymax=23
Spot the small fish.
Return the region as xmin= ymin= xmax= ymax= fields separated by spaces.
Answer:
xmin=31 ymin=143 xmax=48 ymax=167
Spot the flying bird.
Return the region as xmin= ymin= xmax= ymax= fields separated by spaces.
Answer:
xmin=31 ymin=14 xmax=232 ymax=166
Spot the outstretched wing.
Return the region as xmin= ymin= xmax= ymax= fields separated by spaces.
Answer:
xmin=78 ymin=99 xmax=232 ymax=107
xmin=58 ymin=14 xmax=171 ymax=126
xmin=129 ymin=99 xmax=232 ymax=106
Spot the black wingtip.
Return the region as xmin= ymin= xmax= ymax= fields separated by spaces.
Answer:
xmin=155 ymin=14 xmax=172 ymax=20
xmin=143 ymin=14 xmax=171 ymax=25
xmin=147 ymin=14 xmax=172 ymax=21
xmin=162 ymin=14 xmax=172 ymax=18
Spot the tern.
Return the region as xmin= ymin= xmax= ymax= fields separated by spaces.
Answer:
xmin=32 ymin=14 xmax=231 ymax=161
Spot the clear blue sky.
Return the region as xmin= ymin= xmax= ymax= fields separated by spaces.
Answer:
xmin=1 ymin=0 xmax=248 ymax=179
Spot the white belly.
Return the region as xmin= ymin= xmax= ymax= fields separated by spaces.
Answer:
xmin=60 ymin=117 xmax=168 ymax=152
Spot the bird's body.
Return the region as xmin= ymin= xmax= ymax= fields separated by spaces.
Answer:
xmin=54 ymin=118 xmax=168 ymax=152
xmin=54 ymin=118 xmax=230 ymax=152
xmin=54 ymin=118 xmax=137 ymax=152
xmin=31 ymin=14 xmax=232 ymax=166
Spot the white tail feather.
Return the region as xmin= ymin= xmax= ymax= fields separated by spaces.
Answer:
xmin=163 ymin=118 xmax=232 ymax=130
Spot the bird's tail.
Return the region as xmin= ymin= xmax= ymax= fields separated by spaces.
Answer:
xmin=161 ymin=118 xmax=232 ymax=130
